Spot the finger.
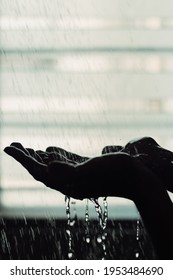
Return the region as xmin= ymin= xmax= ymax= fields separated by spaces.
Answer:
xmin=46 ymin=146 xmax=89 ymax=163
xmin=48 ymin=151 xmax=78 ymax=164
xmin=46 ymin=151 xmax=66 ymax=161
xmin=45 ymin=147 xmax=65 ymax=160
xmin=27 ymin=148 xmax=41 ymax=159
xmin=4 ymin=146 xmax=47 ymax=182
xmin=10 ymin=142 xmax=30 ymax=155
xmin=26 ymin=148 xmax=46 ymax=163
xmin=35 ymin=150 xmax=68 ymax=164
xmin=46 ymin=146 xmax=61 ymax=153
xmin=102 ymin=145 xmax=123 ymax=154
xmin=46 ymin=146 xmax=70 ymax=159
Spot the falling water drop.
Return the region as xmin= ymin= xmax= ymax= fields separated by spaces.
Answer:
xmin=90 ymin=198 xmax=103 ymax=228
xmin=136 ymin=220 xmax=140 ymax=240
xmin=1 ymin=229 xmax=11 ymax=256
xmin=85 ymin=199 xmax=89 ymax=224
xmin=68 ymin=252 xmax=73 ymax=259
xmin=91 ymin=197 xmax=108 ymax=259
xmin=70 ymin=201 xmax=77 ymax=226
xmin=84 ymin=199 xmax=90 ymax=243
xmin=65 ymin=196 xmax=74 ymax=259
xmin=135 ymin=220 xmax=140 ymax=259
xmin=85 ymin=237 xmax=90 ymax=244
xmin=97 ymin=236 xmax=102 ymax=243
xmin=65 ymin=195 xmax=71 ymax=226
xmin=103 ymin=197 xmax=108 ymax=230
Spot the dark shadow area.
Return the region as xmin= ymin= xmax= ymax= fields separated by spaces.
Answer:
xmin=0 ymin=218 xmax=156 ymax=260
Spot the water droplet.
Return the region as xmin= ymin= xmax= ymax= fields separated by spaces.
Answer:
xmin=85 ymin=237 xmax=90 ymax=243
xmin=66 ymin=229 xmax=71 ymax=235
xmin=68 ymin=252 xmax=73 ymax=259
xmin=91 ymin=197 xmax=108 ymax=259
xmin=102 ymin=232 xmax=107 ymax=240
xmin=136 ymin=220 xmax=140 ymax=239
xmin=65 ymin=196 xmax=74 ymax=259
xmin=71 ymin=200 xmax=77 ymax=220
xmin=90 ymin=198 xmax=103 ymax=228
xmin=65 ymin=195 xmax=71 ymax=226
xmin=135 ymin=220 xmax=140 ymax=258
xmin=85 ymin=199 xmax=89 ymax=223
xmin=103 ymin=197 xmax=108 ymax=230
xmin=69 ymin=220 xmax=75 ymax=226
xmin=84 ymin=199 xmax=90 ymax=244
xmin=97 ymin=236 xmax=102 ymax=243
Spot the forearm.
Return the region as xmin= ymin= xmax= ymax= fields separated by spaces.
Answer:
xmin=134 ymin=194 xmax=173 ymax=259
xmin=132 ymin=161 xmax=173 ymax=259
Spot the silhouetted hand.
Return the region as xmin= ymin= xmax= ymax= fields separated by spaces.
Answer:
xmin=4 ymin=142 xmax=139 ymax=200
xmin=4 ymin=142 xmax=91 ymax=199
xmin=4 ymin=137 xmax=173 ymax=200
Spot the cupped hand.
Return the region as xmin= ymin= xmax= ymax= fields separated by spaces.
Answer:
xmin=4 ymin=142 xmax=90 ymax=199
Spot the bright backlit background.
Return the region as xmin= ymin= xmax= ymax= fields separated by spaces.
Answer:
xmin=0 ymin=0 xmax=173 ymax=218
